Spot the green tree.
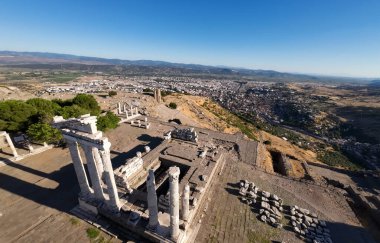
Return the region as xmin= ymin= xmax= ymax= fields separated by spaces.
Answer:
xmin=26 ymin=98 xmax=61 ymax=115
xmin=52 ymin=98 xmax=73 ymax=107
xmin=0 ymin=100 xmax=37 ymax=132
xmin=161 ymin=90 xmax=173 ymax=97
xmin=143 ymin=88 xmax=153 ymax=93
xmin=72 ymin=94 xmax=100 ymax=116
xmin=108 ymin=91 xmax=117 ymax=97
xmin=168 ymin=102 xmax=177 ymax=109
xmin=30 ymin=110 xmax=54 ymax=124
xmin=59 ymin=105 xmax=89 ymax=119
xmin=27 ymin=123 xmax=62 ymax=144
xmin=97 ymin=112 xmax=120 ymax=131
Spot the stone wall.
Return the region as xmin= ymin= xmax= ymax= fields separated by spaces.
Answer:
xmin=346 ymin=185 xmax=380 ymax=226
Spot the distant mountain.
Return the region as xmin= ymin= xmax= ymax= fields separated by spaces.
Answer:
xmin=0 ymin=50 xmax=213 ymax=68
xmin=0 ymin=50 xmax=375 ymax=83
xmin=369 ymin=80 xmax=380 ymax=87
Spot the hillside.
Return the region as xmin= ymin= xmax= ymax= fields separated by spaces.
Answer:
xmin=154 ymin=94 xmax=324 ymax=178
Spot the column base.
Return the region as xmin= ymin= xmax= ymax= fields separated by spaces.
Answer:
xmin=78 ymin=197 xmax=99 ymax=215
xmin=147 ymin=222 xmax=159 ymax=232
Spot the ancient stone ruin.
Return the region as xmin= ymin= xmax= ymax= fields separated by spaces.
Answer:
xmin=53 ymin=115 xmax=233 ymax=242
xmin=290 ymin=205 xmax=332 ymax=243
xmin=130 ymin=117 xmax=151 ymax=129
xmin=171 ymin=128 xmax=198 ymax=143
xmin=117 ymin=102 xmax=141 ymax=121
xmin=238 ymin=179 xmax=333 ymax=243
xmin=239 ymin=180 xmax=283 ymax=228
xmin=53 ymin=115 xmax=121 ymax=213
xmin=154 ymin=88 xmax=162 ymax=103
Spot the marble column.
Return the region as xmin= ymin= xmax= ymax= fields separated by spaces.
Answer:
xmin=92 ymin=147 xmax=104 ymax=180
xmin=182 ymin=184 xmax=190 ymax=221
xmin=117 ymin=102 xmax=121 ymax=114
xmin=4 ymin=133 xmax=18 ymax=157
xmin=147 ymin=169 xmax=159 ymax=230
xmin=67 ymin=141 xmax=92 ymax=197
xmin=169 ymin=166 xmax=180 ymax=241
xmin=123 ymin=104 xmax=126 ymax=113
xmin=100 ymin=141 xmax=120 ymax=212
xmin=83 ymin=145 xmax=105 ymax=201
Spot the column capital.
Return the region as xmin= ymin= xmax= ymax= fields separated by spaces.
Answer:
xmin=169 ymin=166 xmax=180 ymax=181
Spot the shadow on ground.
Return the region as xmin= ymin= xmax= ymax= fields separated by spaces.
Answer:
xmin=111 ymin=134 xmax=163 ymax=168
xmin=0 ymin=162 xmax=79 ymax=213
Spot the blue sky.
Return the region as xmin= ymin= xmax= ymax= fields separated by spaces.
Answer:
xmin=0 ymin=0 xmax=379 ymax=77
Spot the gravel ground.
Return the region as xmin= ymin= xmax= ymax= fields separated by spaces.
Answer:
xmin=195 ymin=156 xmax=376 ymax=243
xmin=0 ymin=148 xmax=120 ymax=243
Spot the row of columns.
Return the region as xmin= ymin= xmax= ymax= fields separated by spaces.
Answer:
xmin=146 ymin=166 xmax=190 ymax=241
xmin=126 ymin=107 xmax=139 ymax=118
xmin=67 ymin=139 xmax=120 ymax=212
xmin=117 ymin=102 xmax=139 ymax=117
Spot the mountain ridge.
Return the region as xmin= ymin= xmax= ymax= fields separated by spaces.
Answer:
xmin=0 ymin=50 xmax=376 ymax=83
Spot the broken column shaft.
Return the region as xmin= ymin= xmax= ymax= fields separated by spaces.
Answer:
xmin=169 ymin=166 xmax=180 ymax=241
xmin=147 ymin=169 xmax=159 ymax=230
xmin=182 ymin=184 xmax=190 ymax=221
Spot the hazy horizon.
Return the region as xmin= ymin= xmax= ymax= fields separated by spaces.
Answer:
xmin=1 ymin=0 xmax=380 ymax=78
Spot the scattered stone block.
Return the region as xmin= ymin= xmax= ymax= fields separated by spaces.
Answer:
xmin=262 ymin=191 xmax=271 ymax=198
xmin=294 ymin=226 xmax=301 ymax=234
xmin=319 ymin=220 xmax=327 ymax=227
xmin=260 ymin=215 xmax=267 ymax=222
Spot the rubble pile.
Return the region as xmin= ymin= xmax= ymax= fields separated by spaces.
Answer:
xmin=239 ymin=180 xmax=283 ymax=228
xmin=171 ymin=128 xmax=198 ymax=142
xmin=290 ymin=205 xmax=332 ymax=243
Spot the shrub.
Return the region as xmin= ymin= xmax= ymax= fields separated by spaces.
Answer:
xmin=86 ymin=227 xmax=100 ymax=239
xmin=97 ymin=112 xmax=120 ymax=131
xmin=263 ymin=140 xmax=272 ymax=145
xmin=317 ymin=150 xmax=361 ymax=170
xmin=108 ymin=91 xmax=117 ymax=97
xmin=168 ymin=102 xmax=177 ymax=109
xmin=161 ymin=90 xmax=173 ymax=97
xmin=69 ymin=217 xmax=80 ymax=225
xmin=143 ymin=88 xmax=153 ymax=93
